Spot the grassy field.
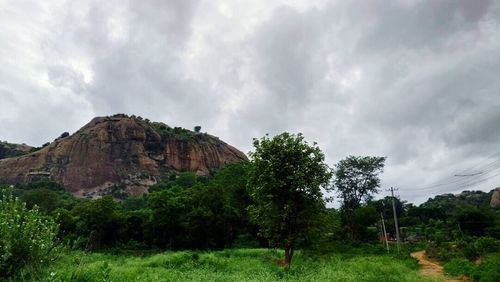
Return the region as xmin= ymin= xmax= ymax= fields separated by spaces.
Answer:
xmin=15 ymin=248 xmax=441 ymax=282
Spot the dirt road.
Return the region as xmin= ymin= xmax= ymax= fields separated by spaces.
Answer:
xmin=410 ymin=251 xmax=465 ymax=282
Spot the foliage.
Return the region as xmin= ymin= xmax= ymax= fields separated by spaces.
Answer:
xmin=148 ymin=186 xmax=192 ymax=249
xmin=71 ymin=196 xmax=126 ymax=250
xmin=0 ymin=141 xmax=32 ymax=158
xmin=7 ymin=180 xmax=79 ymax=215
xmin=15 ymin=179 xmax=66 ymax=192
xmin=349 ymin=205 xmax=379 ymax=242
xmin=147 ymin=162 xmax=254 ymax=250
xmin=472 ymin=255 xmax=500 ymax=282
xmin=331 ymin=155 xmax=385 ymax=242
xmin=453 ymin=205 xmax=496 ymax=236
xmin=247 ymin=132 xmax=332 ymax=270
xmin=443 ymin=258 xmax=475 ymax=277
xmin=332 ymin=155 xmax=386 ymax=210
xmin=59 ymin=132 xmax=70 ymax=139
xmin=149 ymin=121 xmax=201 ymax=142
xmin=444 ymin=254 xmax=500 ymax=282
xmin=20 ymin=188 xmax=75 ymax=214
xmin=475 ymin=237 xmax=499 ymax=257
xmin=148 ymin=172 xmax=199 ymax=193
xmin=26 ymin=248 xmax=430 ymax=282
xmin=0 ymin=191 xmax=60 ymax=278
xmin=121 ymin=195 xmax=148 ymax=211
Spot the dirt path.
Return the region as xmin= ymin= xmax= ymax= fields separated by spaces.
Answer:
xmin=410 ymin=251 xmax=465 ymax=282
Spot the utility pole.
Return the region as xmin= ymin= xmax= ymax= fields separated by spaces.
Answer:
xmin=380 ymin=212 xmax=389 ymax=253
xmin=387 ymin=187 xmax=401 ymax=255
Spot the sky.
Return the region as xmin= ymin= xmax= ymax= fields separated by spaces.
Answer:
xmin=1 ymin=0 xmax=500 ymax=204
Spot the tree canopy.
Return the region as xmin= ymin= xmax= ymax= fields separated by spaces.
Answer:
xmin=247 ymin=132 xmax=332 ymax=270
xmin=332 ymin=155 xmax=386 ymax=211
xmin=331 ymin=155 xmax=385 ymax=241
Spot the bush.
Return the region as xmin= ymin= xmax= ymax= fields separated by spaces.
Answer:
xmin=472 ymin=257 xmax=500 ymax=282
xmin=475 ymin=237 xmax=499 ymax=257
xmin=443 ymin=258 xmax=475 ymax=277
xmin=0 ymin=191 xmax=60 ymax=277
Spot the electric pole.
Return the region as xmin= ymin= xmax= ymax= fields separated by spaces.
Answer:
xmin=387 ymin=187 xmax=401 ymax=255
xmin=380 ymin=212 xmax=389 ymax=253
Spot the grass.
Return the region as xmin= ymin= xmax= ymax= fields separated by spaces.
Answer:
xmin=14 ymin=248 xmax=441 ymax=282
xmin=443 ymin=253 xmax=500 ymax=282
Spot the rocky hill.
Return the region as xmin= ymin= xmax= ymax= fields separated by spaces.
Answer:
xmin=0 ymin=141 xmax=33 ymax=159
xmin=421 ymin=190 xmax=494 ymax=209
xmin=0 ymin=115 xmax=247 ymax=198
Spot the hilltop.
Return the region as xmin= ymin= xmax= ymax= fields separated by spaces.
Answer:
xmin=0 ymin=114 xmax=247 ymax=198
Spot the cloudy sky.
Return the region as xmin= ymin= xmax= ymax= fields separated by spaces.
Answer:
xmin=1 ymin=0 xmax=499 ymax=203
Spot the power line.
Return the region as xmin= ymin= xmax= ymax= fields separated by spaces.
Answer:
xmin=454 ymin=172 xmax=483 ymax=177
xmin=403 ymin=153 xmax=500 ymax=191
xmin=455 ymin=151 xmax=500 ymax=175
xmin=403 ymin=167 xmax=500 ymax=192
xmin=419 ymin=151 xmax=500 ymax=187
xmin=456 ymin=171 xmax=500 ymax=189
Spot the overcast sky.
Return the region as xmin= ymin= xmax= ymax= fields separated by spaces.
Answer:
xmin=1 ymin=0 xmax=499 ymax=204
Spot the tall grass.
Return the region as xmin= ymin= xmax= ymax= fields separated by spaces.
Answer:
xmin=17 ymin=248 xmax=440 ymax=282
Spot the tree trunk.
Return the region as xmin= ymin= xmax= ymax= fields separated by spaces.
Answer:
xmin=284 ymin=243 xmax=294 ymax=272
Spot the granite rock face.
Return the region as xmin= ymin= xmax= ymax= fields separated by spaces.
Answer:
xmin=0 ymin=116 xmax=247 ymax=198
xmin=491 ymin=187 xmax=500 ymax=208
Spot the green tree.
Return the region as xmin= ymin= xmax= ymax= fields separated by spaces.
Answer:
xmin=247 ymin=132 xmax=332 ymax=271
xmin=148 ymin=187 xmax=191 ymax=249
xmin=71 ymin=196 xmax=125 ymax=249
xmin=453 ymin=205 xmax=495 ymax=236
xmin=331 ymin=155 xmax=385 ymax=241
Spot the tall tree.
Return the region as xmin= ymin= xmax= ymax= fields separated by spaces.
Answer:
xmin=248 ymin=133 xmax=332 ymax=271
xmin=331 ymin=155 xmax=385 ymax=241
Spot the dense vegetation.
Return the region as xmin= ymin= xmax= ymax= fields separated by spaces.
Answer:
xmin=0 ymin=131 xmax=499 ymax=281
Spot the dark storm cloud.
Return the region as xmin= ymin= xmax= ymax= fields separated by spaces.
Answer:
xmin=1 ymin=0 xmax=499 ymax=203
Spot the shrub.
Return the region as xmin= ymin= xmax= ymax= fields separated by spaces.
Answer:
xmin=472 ymin=257 xmax=500 ymax=282
xmin=475 ymin=237 xmax=499 ymax=257
xmin=0 ymin=191 xmax=60 ymax=277
xmin=443 ymin=258 xmax=475 ymax=277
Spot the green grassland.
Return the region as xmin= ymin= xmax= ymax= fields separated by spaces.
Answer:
xmin=17 ymin=249 xmax=440 ymax=282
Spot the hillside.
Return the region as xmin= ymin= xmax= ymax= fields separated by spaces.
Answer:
xmin=421 ymin=190 xmax=494 ymax=210
xmin=0 ymin=114 xmax=247 ymax=198
xmin=0 ymin=141 xmax=33 ymax=159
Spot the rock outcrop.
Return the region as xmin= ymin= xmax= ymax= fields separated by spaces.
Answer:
xmin=491 ymin=187 xmax=500 ymax=208
xmin=0 ymin=115 xmax=247 ymax=198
